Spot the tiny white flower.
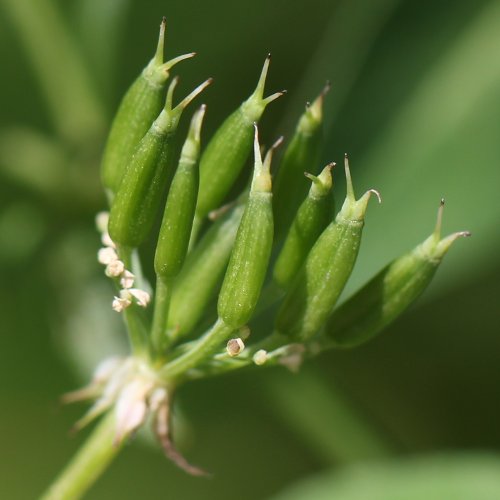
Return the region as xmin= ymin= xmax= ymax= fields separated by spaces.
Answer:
xmin=120 ymin=270 xmax=135 ymax=289
xmin=98 ymin=247 xmax=118 ymax=265
xmin=105 ymin=259 xmax=125 ymax=277
xmin=101 ymin=231 xmax=116 ymax=248
xmin=129 ymin=288 xmax=151 ymax=308
xmin=253 ymin=349 xmax=268 ymax=366
xmin=95 ymin=211 xmax=109 ymax=233
xmin=226 ymin=338 xmax=245 ymax=357
xmin=112 ymin=292 xmax=132 ymax=312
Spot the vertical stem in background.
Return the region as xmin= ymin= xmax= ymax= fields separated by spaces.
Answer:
xmin=1 ymin=0 xmax=105 ymax=144
xmin=41 ymin=412 xmax=122 ymax=500
xmin=264 ymin=368 xmax=394 ymax=464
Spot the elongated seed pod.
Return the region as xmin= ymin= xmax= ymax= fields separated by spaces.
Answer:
xmin=195 ymin=54 xmax=284 ymax=222
xmin=273 ymin=163 xmax=334 ymax=290
xmin=154 ymin=105 xmax=206 ymax=278
xmin=325 ymin=200 xmax=470 ymax=348
xmin=217 ymin=127 xmax=280 ymax=329
xmin=167 ymin=197 xmax=246 ymax=340
xmin=108 ymin=78 xmax=211 ymax=248
xmin=275 ymin=155 xmax=380 ymax=341
xmin=273 ymin=84 xmax=329 ymax=239
xmin=101 ymin=18 xmax=195 ymax=194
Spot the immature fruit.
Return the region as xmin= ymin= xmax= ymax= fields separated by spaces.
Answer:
xmin=325 ymin=200 xmax=470 ymax=348
xmin=273 ymin=84 xmax=329 ymax=239
xmin=275 ymin=155 xmax=380 ymax=341
xmin=195 ymin=54 xmax=284 ymax=223
xmin=108 ymin=77 xmax=211 ymax=248
xmin=273 ymin=162 xmax=334 ymax=290
xmin=101 ymin=18 xmax=195 ymax=194
xmin=217 ymin=127 xmax=280 ymax=329
xmin=154 ymin=105 xmax=206 ymax=279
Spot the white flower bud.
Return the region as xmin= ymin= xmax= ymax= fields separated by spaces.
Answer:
xmin=112 ymin=292 xmax=132 ymax=312
xmin=95 ymin=211 xmax=109 ymax=233
xmin=226 ymin=338 xmax=245 ymax=357
xmin=253 ymin=349 xmax=268 ymax=366
xmin=120 ymin=270 xmax=135 ymax=289
xmin=101 ymin=231 xmax=116 ymax=248
xmin=105 ymin=259 xmax=125 ymax=277
xmin=129 ymin=288 xmax=151 ymax=308
xmin=98 ymin=247 xmax=118 ymax=265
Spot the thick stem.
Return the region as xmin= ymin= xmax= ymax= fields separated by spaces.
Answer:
xmin=160 ymin=318 xmax=234 ymax=380
xmin=41 ymin=412 xmax=122 ymax=500
xmin=151 ymin=277 xmax=173 ymax=356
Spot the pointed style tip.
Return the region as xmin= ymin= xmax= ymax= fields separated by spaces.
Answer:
xmin=322 ymin=80 xmax=332 ymax=96
xmin=326 ymin=161 xmax=335 ymax=171
xmin=267 ymin=52 xmax=272 ymax=60
xmin=369 ymin=189 xmax=382 ymax=204
xmin=271 ymin=135 xmax=284 ymax=151
xmin=440 ymin=198 xmax=445 ymax=206
xmin=178 ymin=78 xmax=213 ymax=110
xmin=161 ymin=16 xmax=167 ymax=25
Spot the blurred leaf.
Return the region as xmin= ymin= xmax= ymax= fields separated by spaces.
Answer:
xmin=1 ymin=0 xmax=105 ymax=143
xmin=330 ymin=0 xmax=500 ymax=298
xmin=263 ymin=367 xmax=394 ymax=465
xmin=272 ymin=453 xmax=500 ymax=500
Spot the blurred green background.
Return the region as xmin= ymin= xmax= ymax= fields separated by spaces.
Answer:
xmin=1 ymin=0 xmax=500 ymax=498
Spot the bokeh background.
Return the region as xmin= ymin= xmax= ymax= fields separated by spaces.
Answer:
xmin=1 ymin=0 xmax=500 ymax=498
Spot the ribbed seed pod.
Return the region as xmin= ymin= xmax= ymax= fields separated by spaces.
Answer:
xmin=273 ymin=162 xmax=334 ymax=290
xmin=273 ymin=83 xmax=329 ymax=239
xmin=325 ymin=200 xmax=470 ymax=348
xmin=154 ymin=105 xmax=206 ymax=278
xmin=275 ymin=154 xmax=380 ymax=341
xmin=167 ymin=196 xmax=246 ymax=340
xmin=108 ymin=77 xmax=211 ymax=248
xmin=217 ymin=127 xmax=280 ymax=329
xmin=101 ymin=18 xmax=195 ymax=194
xmin=195 ymin=54 xmax=284 ymax=223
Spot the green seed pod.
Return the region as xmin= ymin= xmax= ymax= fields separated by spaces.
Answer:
xmin=324 ymin=200 xmax=471 ymax=348
xmin=167 ymin=196 xmax=246 ymax=340
xmin=154 ymin=104 xmax=206 ymax=278
xmin=273 ymin=83 xmax=329 ymax=239
xmin=195 ymin=54 xmax=284 ymax=222
xmin=101 ymin=18 xmax=195 ymax=194
xmin=273 ymin=162 xmax=334 ymax=290
xmin=217 ymin=127 xmax=280 ymax=329
xmin=108 ymin=77 xmax=212 ymax=248
xmin=275 ymin=154 xmax=380 ymax=341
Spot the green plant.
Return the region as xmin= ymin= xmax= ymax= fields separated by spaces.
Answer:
xmin=40 ymin=18 xmax=470 ymax=500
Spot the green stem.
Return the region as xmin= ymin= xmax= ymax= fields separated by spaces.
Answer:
xmin=160 ymin=318 xmax=234 ymax=380
xmin=151 ymin=277 xmax=173 ymax=356
xmin=41 ymin=412 xmax=122 ymax=500
xmin=119 ymin=246 xmax=151 ymax=359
